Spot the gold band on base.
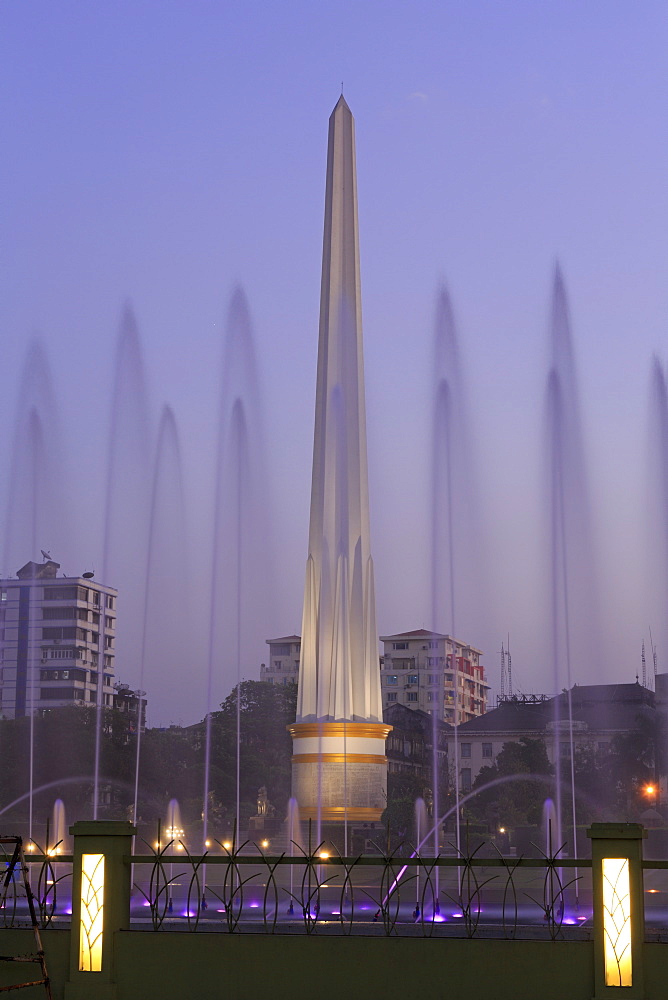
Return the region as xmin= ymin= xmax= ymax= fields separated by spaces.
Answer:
xmin=288 ymin=722 xmax=392 ymax=739
xmin=292 ymin=753 xmax=387 ymax=764
xmin=296 ymin=806 xmax=384 ymax=823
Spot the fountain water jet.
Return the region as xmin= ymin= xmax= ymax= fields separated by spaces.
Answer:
xmin=203 ymin=287 xmax=270 ymax=852
xmin=430 ymin=285 xmax=485 ymax=857
xmin=97 ymin=303 xmax=152 ymax=817
xmin=545 ymin=265 xmax=599 ymax=856
xmin=133 ymin=406 xmax=188 ymax=827
xmin=51 ymin=798 xmax=67 ymax=853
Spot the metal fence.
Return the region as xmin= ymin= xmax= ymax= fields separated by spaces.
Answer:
xmin=2 ymin=835 xmax=598 ymax=939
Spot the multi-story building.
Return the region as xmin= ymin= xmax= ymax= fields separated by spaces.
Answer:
xmin=449 ymin=682 xmax=658 ymax=793
xmin=260 ymin=635 xmax=301 ymax=687
xmin=379 ymin=629 xmax=489 ymax=725
xmin=383 ymin=701 xmax=450 ymax=781
xmin=0 ymin=558 xmax=117 ymax=719
xmin=260 ymin=629 xmax=488 ymax=727
xmin=113 ymin=683 xmax=147 ymax=734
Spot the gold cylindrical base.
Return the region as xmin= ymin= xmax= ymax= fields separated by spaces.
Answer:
xmin=290 ymin=720 xmax=391 ymax=822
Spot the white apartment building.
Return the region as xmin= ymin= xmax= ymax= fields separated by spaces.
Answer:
xmin=0 ymin=559 xmax=117 ymax=719
xmin=260 ymin=635 xmax=301 ymax=686
xmin=379 ymin=629 xmax=489 ymax=725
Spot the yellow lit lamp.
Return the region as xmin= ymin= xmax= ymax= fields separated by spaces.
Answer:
xmin=587 ymin=823 xmax=646 ymax=1000
xmin=64 ymin=820 xmax=136 ymax=1000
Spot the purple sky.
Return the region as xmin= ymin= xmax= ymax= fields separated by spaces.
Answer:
xmin=2 ymin=2 xmax=668 ymax=724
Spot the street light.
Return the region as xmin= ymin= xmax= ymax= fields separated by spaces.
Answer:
xmin=643 ymin=783 xmax=658 ymax=809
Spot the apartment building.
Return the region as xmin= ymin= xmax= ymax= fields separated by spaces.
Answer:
xmin=380 ymin=629 xmax=489 ymax=724
xmin=260 ymin=635 xmax=301 ymax=686
xmin=0 ymin=558 xmax=117 ymax=718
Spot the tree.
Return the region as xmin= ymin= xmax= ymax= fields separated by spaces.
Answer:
xmin=206 ymin=680 xmax=297 ymax=827
xmin=381 ymin=772 xmax=425 ymax=844
xmin=467 ymin=737 xmax=554 ymax=829
xmin=573 ymin=710 xmax=667 ymax=822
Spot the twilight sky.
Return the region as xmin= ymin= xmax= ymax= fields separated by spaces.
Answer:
xmin=2 ymin=1 xmax=668 ymax=724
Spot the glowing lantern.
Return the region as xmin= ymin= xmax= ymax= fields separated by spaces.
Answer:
xmin=79 ymin=854 xmax=104 ymax=972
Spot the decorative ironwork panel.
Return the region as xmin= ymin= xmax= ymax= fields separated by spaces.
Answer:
xmin=602 ymin=857 xmax=632 ymax=987
xmin=79 ymin=853 xmax=104 ymax=972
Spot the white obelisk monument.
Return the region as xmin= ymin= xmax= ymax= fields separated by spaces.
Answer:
xmin=289 ymin=97 xmax=391 ymax=825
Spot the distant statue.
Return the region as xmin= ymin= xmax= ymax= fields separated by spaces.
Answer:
xmin=424 ymin=787 xmax=434 ymax=817
xmin=257 ymin=787 xmax=268 ymax=815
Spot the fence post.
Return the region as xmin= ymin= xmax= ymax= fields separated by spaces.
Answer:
xmin=587 ymin=822 xmax=646 ymax=1000
xmin=64 ymin=820 xmax=135 ymax=1000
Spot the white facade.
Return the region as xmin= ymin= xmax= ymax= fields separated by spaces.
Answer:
xmin=0 ymin=560 xmax=117 ymax=719
xmin=380 ymin=629 xmax=489 ymax=725
xmin=260 ymin=636 xmax=301 ymax=687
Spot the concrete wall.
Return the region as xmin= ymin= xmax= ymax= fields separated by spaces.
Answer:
xmin=7 ymin=926 xmax=668 ymax=1000
xmin=0 ymin=927 xmax=594 ymax=1000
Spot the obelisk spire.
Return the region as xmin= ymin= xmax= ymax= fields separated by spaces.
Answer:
xmin=296 ymin=97 xmax=383 ymax=724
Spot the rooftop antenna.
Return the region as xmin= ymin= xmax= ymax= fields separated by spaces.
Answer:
xmin=650 ymin=626 xmax=658 ymax=688
xmin=642 ymin=640 xmax=647 ymax=689
xmin=500 ymin=641 xmax=506 ymax=699
xmin=507 ymin=633 xmax=512 ymax=697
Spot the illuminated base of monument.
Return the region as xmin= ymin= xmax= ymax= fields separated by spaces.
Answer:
xmin=288 ymin=722 xmax=392 ymax=824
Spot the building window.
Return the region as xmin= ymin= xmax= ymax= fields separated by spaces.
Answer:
xmin=43 ymin=606 xmax=78 ymax=620
xmin=386 ymin=692 xmax=397 ymax=702
xmin=427 ymin=692 xmax=436 ymax=702
xmin=461 ymin=768 xmax=472 ymax=793
xmin=43 ymin=586 xmax=78 ymax=601
xmin=40 ymin=686 xmax=78 ymax=701
xmin=46 ymin=648 xmax=76 ymax=660
xmin=408 ymin=674 xmax=418 ymax=685
xmin=275 ymin=661 xmax=282 ymax=670
xmin=392 ymin=642 xmax=409 ymax=650
xmin=92 ymin=592 xmax=100 ymax=607
xmin=267 ymin=678 xmax=273 ymax=684
xmin=560 ymin=742 xmax=571 ymax=757
xmin=406 ymin=692 xmax=418 ymax=702
xmin=445 ymin=673 xmax=453 ymax=683
xmin=42 ymin=627 xmax=78 ymax=640
xmin=273 ymin=644 xmax=291 ymax=656
xmin=427 ymin=674 xmax=439 ymax=685
xmin=106 ymin=595 xmax=114 ymax=609
xmin=482 ymin=743 xmax=493 ymax=758
xmin=461 ymin=743 xmax=471 ymax=758
xmin=428 ymin=641 xmax=439 ymax=649
xmin=385 ymin=675 xmax=398 ymax=685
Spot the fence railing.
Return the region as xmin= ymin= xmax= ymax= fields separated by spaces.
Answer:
xmin=0 ymin=823 xmax=657 ymax=1000
xmin=3 ymin=838 xmax=594 ymax=939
